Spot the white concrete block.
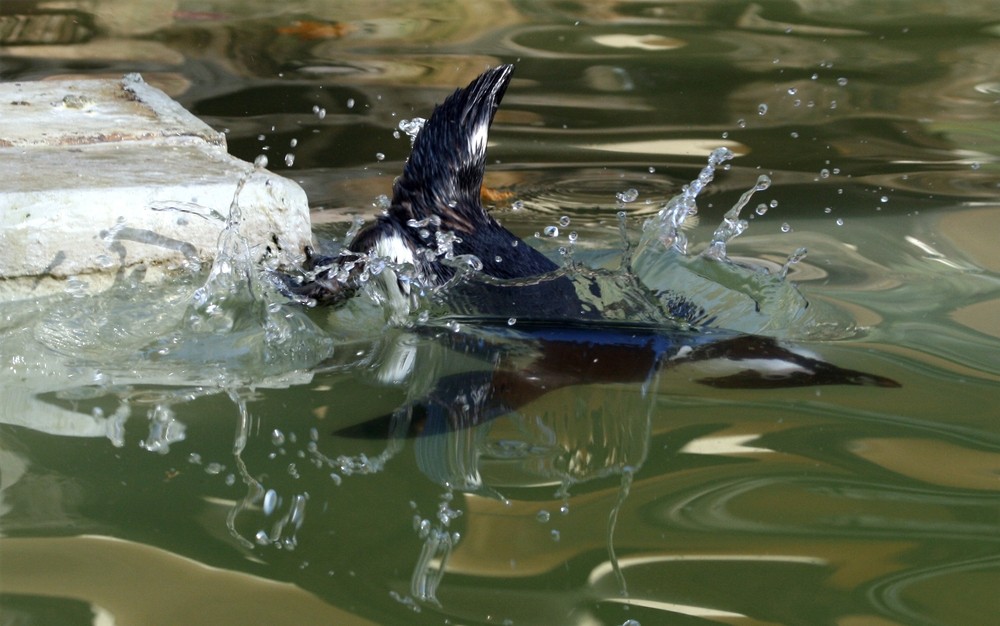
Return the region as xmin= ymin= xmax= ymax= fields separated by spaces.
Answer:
xmin=0 ymin=74 xmax=312 ymax=300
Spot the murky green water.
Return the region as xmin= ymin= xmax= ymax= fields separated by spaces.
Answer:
xmin=3 ymin=2 xmax=1000 ymax=625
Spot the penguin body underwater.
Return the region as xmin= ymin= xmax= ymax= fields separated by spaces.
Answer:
xmin=282 ymin=64 xmax=898 ymax=412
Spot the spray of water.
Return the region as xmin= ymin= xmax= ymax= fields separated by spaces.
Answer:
xmin=634 ymin=146 xmax=736 ymax=260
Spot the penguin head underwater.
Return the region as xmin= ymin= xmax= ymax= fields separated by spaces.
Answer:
xmin=282 ymin=64 xmax=898 ymax=427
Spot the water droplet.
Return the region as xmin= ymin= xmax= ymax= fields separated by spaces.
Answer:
xmin=780 ymin=222 xmax=792 ymax=233
xmin=289 ymin=138 xmax=298 ymax=148
xmin=550 ymin=529 xmax=560 ymax=542
xmin=272 ymin=429 xmax=285 ymax=445
xmin=758 ymin=103 xmax=768 ymax=115
xmin=558 ymin=215 xmax=571 ymax=227
xmin=507 ymin=317 xmax=517 ymax=326
xmin=736 ymin=118 xmax=746 ymax=128
xmin=837 ymin=77 xmax=848 ymax=86
xmin=567 ymin=231 xmax=578 ymax=243
xmin=284 ymin=153 xmax=295 ymax=167
xmin=755 ymin=203 xmax=768 ymax=216
xmin=616 ymin=188 xmax=639 ymax=203
xmin=205 ymin=462 xmax=225 ymax=475
xmin=543 ymin=225 xmax=559 ymax=237
xmin=835 ymin=218 xmax=844 ymax=226
xmin=648 ymin=166 xmax=656 ymax=173
xmin=263 ymin=489 xmax=279 ymax=515
xmin=787 ymin=87 xmax=798 ymax=95
xmin=819 ymin=168 xmax=830 ymax=179
xmin=536 ymin=510 xmax=551 ymax=523
xmin=375 ymin=152 xmax=385 ymax=161
xmin=346 ymin=98 xmax=355 ymax=109
xmin=254 ymin=154 xmax=269 ymax=169
xmin=397 ymin=117 xmax=426 ymax=143
xmin=769 ymin=199 xmax=779 ymax=208
xmin=316 ymin=107 xmax=327 ymax=119
xmin=880 ymin=195 xmax=889 ymax=203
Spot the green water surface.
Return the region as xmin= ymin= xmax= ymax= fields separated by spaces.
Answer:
xmin=2 ymin=2 xmax=1000 ymax=625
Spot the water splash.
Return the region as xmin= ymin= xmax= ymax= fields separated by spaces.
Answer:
xmin=614 ymin=149 xmax=844 ymax=338
xmin=227 ymin=387 xmax=266 ymax=550
xmin=701 ymin=174 xmax=772 ymax=261
xmin=139 ymin=403 xmax=186 ymax=454
xmin=410 ymin=489 xmax=462 ymax=605
xmin=634 ymin=146 xmax=735 ymax=259
xmin=398 ymin=117 xmax=427 ymax=144
xmin=286 ymin=210 xmax=490 ymax=324
xmin=779 ymin=246 xmax=809 ymax=279
xmin=148 ymin=164 xmax=335 ymax=379
xmin=607 ymin=467 xmax=635 ymax=597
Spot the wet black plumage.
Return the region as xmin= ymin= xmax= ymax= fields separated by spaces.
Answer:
xmin=293 ymin=64 xmax=592 ymax=318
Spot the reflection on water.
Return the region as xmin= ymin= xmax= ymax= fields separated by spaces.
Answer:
xmin=3 ymin=1 xmax=1000 ymax=625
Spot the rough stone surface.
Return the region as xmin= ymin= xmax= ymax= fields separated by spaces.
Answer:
xmin=0 ymin=74 xmax=312 ymax=300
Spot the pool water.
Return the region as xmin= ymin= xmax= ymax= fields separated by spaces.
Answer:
xmin=3 ymin=2 xmax=1000 ymax=625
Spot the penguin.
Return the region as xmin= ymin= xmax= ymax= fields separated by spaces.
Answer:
xmin=285 ymin=65 xmax=594 ymax=319
xmin=282 ymin=64 xmax=897 ymax=434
